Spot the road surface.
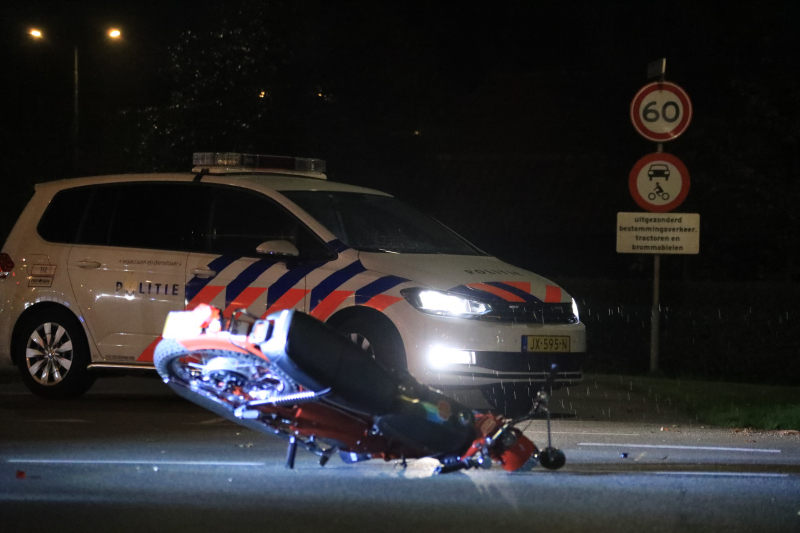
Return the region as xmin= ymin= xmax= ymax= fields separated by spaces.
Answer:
xmin=1 ymin=372 xmax=798 ymax=532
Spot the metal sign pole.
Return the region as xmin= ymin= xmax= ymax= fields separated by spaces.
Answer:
xmin=629 ymin=59 xmax=695 ymax=375
xmin=651 ymin=253 xmax=660 ymax=373
xmin=650 ymin=140 xmax=664 ymax=373
xmin=647 ymin=63 xmax=666 ymax=374
xmin=73 ymin=45 xmax=79 ymax=175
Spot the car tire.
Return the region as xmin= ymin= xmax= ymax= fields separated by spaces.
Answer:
xmin=335 ymin=316 xmax=407 ymax=374
xmin=14 ymin=307 xmax=95 ymax=399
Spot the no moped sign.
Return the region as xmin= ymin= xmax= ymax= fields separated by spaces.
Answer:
xmin=630 ymin=81 xmax=692 ymax=141
xmin=629 ymin=152 xmax=690 ymax=213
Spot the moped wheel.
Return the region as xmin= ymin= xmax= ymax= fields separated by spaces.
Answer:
xmin=155 ymin=340 xmax=295 ymax=408
xmin=538 ymin=447 xmax=566 ymax=470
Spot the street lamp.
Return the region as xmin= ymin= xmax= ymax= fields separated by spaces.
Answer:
xmin=27 ymin=27 xmax=123 ymax=174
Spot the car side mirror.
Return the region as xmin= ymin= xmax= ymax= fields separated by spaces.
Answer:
xmin=256 ymin=240 xmax=300 ymax=258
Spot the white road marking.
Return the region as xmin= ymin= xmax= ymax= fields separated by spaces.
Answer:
xmin=26 ymin=419 xmax=88 ymax=423
xmin=578 ymin=443 xmax=781 ymax=453
xmin=7 ymin=459 xmax=265 ymax=466
xmin=529 ymin=432 xmax=640 ymax=436
xmin=652 ymin=472 xmax=790 ymax=478
xmin=187 ymin=418 xmax=230 ymax=425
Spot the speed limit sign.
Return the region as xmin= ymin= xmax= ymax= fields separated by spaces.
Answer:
xmin=630 ymin=81 xmax=693 ymax=142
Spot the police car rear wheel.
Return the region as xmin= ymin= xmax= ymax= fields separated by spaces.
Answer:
xmin=337 ymin=317 xmax=407 ymax=374
xmin=14 ymin=307 xmax=95 ymax=399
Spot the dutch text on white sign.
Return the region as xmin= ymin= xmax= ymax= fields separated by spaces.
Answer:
xmin=616 ymin=212 xmax=700 ymax=254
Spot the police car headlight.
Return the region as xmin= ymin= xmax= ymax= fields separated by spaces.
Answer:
xmin=571 ymin=298 xmax=580 ymax=322
xmin=401 ymin=288 xmax=492 ymax=318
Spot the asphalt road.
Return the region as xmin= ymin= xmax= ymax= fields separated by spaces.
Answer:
xmin=1 ymin=371 xmax=799 ymax=533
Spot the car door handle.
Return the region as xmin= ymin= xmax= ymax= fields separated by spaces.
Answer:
xmin=191 ymin=268 xmax=216 ymax=279
xmin=75 ymin=261 xmax=101 ymax=269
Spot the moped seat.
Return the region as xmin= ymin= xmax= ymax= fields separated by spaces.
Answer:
xmin=279 ymin=311 xmax=400 ymax=416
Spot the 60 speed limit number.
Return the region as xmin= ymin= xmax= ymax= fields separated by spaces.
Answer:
xmin=630 ymin=81 xmax=693 ymax=142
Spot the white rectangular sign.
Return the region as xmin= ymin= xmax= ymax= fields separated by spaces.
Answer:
xmin=617 ymin=212 xmax=699 ymax=254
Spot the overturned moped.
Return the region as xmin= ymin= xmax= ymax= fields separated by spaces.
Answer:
xmin=155 ymin=304 xmax=566 ymax=473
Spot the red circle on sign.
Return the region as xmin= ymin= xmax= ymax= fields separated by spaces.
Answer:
xmin=630 ymin=81 xmax=693 ymax=142
xmin=629 ymin=153 xmax=690 ymax=212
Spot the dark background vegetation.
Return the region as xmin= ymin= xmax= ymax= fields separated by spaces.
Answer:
xmin=1 ymin=1 xmax=798 ymax=383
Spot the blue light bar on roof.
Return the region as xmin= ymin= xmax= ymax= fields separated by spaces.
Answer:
xmin=192 ymin=152 xmax=326 ymax=174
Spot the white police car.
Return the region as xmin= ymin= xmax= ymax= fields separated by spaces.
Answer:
xmin=0 ymin=153 xmax=585 ymax=413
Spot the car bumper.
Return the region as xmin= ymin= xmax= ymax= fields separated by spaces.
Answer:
xmin=386 ymin=303 xmax=586 ymax=388
xmin=427 ymin=351 xmax=583 ymax=387
xmin=0 ymin=284 xmax=12 ymax=365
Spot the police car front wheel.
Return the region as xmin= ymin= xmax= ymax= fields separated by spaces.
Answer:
xmin=14 ymin=307 xmax=95 ymax=399
xmin=336 ymin=316 xmax=407 ymax=374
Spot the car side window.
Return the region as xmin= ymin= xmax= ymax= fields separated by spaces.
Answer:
xmin=205 ymin=187 xmax=331 ymax=259
xmin=75 ymin=182 xmax=200 ymax=251
xmin=77 ymin=185 xmax=118 ymax=246
xmin=107 ymin=183 xmax=199 ymax=251
xmin=39 ymin=181 xmax=332 ymax=259
xmin=37 ymin=187 xmax=94 ymax=244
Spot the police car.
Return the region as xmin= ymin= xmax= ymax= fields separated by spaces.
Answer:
xmin=0 ymin=153 xmax=585 ymax=413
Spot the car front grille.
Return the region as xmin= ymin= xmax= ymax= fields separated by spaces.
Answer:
xmin=475 ymin=351 xmax=583 ymax=373
xmin=481 ymin=302 xmax=578 ymax=324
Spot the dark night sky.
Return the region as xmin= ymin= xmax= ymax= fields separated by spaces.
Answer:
xmin=5 ymin=1 xmax=794 ymax=116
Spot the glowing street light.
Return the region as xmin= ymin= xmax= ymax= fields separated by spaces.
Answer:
xmin=27 ymin=26 xmax=124 ymax=173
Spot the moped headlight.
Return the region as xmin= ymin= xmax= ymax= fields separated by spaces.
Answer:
xmin=401 ymin=288 xmax=492 ymax=318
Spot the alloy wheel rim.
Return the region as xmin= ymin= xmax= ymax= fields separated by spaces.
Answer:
xmin=26 ymin=322 xmax=73 ymax=385
xmin=348 ymin=333 xmax=375 ymax=359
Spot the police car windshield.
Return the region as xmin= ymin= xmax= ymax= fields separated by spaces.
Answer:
xmin=283 ymin=191 xmax=484 ymax=255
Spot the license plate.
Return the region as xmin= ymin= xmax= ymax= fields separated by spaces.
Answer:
xmin=522 ymin=335 xmax=570 ymax=353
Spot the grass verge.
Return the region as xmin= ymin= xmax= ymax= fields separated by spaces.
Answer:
xmin=592 ymin=374 xmax=800 ymax=430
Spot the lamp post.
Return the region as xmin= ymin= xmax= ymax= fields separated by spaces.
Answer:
xmin=28 ymin=27 xmax=122 ymax=174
